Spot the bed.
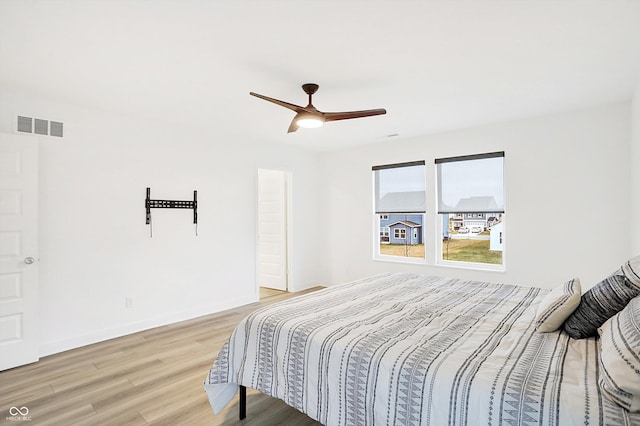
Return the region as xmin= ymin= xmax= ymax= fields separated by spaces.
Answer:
xmin=204 ymin=271 xmax=640 ymax=425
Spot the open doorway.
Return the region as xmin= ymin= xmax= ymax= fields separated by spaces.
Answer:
xmin=257 ymin=169 xmax=291 ymax=300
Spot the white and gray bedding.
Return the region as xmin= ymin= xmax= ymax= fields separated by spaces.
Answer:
xmin=204 ymin=273 xmax=639 ymax=425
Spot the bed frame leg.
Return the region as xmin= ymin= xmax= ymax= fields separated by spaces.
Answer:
xmin=239 ymin=385 xmax=246 ymax=420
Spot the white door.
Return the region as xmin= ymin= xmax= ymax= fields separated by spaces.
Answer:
xmin=257 ymin=169 xmax=289 ymax=291
xmin=0 ymin=133 xmax=39 ymax=370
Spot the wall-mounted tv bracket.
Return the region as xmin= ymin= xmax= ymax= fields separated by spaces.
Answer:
xmin=145 ymin=187 xmax=198 ymax=237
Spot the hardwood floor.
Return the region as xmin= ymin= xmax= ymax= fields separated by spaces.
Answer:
xmin=0 ymin=287 xmax=324 ymax=425
xmin=259 ymin=286 xmax=287 ymax=300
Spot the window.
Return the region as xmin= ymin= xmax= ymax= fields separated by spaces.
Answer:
xmin=373 ymin=161 xmax=426 ymax=262
xmin=380 ymin=227 xmax=390 ymax=243
xmin=437 ymin=152 xmax=505 ymax=268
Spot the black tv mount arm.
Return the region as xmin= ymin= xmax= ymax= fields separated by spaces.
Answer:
xmin=145 ymin=187 xmax=198 ymax=236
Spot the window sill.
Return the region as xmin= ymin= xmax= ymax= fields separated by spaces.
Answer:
xmin=373 ymin=255 xmax=427 ymax=265
xmin=436 ymin=259 xmax=505 ymax=272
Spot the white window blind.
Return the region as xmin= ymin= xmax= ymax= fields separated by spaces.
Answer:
xmin=373 ymin=161 xmax=426 ymax=213
xmin=436 ymin=152 xmax=504 ymax=214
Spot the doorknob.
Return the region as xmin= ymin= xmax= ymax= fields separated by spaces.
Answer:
xmin=24 ymin=257 xmax=35 ymax=265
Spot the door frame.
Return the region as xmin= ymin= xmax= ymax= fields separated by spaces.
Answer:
xmin=256 ymin=168 xmax=292 ymax=295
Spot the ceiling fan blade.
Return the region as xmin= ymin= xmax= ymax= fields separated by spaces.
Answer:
xmin=249 ymin=92 xmax=304 ymax=113
xmin=323 ymin=108 xmax=387 ymax=122
xmin=287 ymin=117 xmax=299 ymax=133
xmin=252 ymin=84 xmax=387 ymax=133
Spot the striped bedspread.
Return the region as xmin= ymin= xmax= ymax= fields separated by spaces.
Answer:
xmin=204 ymin=273 xmax=639 ymax=425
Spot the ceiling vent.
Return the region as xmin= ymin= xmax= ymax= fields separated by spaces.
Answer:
xmin=15 ymin=115 xmax=64 ymax=138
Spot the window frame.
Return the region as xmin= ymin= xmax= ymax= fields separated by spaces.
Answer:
xmin=370 ymin=154 xmax=506 ymax=270
xmin=372 ymin=161 xmax=426 ymax=264
xmin=435 ymin=152 xmax=506 ymax=271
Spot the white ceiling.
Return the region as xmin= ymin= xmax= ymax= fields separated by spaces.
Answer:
xmin=1 ymin=0 xmax=640 ymax=152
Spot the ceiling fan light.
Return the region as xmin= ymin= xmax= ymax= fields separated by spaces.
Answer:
xmin=296 ymin=116 xmax=324 ymax=129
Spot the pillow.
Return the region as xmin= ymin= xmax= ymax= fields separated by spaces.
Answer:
xmin=597 ymin=296 xmax=640 ymax=412
xmin=535 ymin=277 xmax=581 ymax=333
xmin=562 ymin=256 xmax=640 ymax=339
xmin=621 ymin=255 xmax=640 ymax=287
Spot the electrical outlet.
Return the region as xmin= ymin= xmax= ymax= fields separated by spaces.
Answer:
xmin=125 ymin=297 xmax=133 ymax=309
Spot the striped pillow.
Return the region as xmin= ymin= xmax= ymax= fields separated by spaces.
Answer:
xmin=621 ymin=256 xmax=640 ymax=287
xmin=535 ymin=278 xmax=581 ymax=333
xmin=562 ymin=257 xmax=640 ymax=339
xmin=598 ymin=296 xmax=640 ymax=412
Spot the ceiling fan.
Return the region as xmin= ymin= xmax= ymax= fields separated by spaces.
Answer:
xmin=249 ymin=83 xmax=387 ymax=133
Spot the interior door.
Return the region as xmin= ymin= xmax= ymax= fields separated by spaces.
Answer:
xmin=0 ymin=133 xmax=39 ymax=370
xmin=257 ymin=169 xmax=288 ymax=291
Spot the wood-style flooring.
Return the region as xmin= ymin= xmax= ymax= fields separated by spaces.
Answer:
xmin=0 ymin=287 xmax=324 ymax=426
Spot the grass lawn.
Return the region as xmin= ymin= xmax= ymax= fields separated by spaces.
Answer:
xmin=379 ymin=244 xmax=425 ymax=258
xmin=442 ymin=238 xmax=502 ymax=264
xmin=379 ymin=240 xmax=502 ymax=265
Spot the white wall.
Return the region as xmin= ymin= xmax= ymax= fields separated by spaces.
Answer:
xmin=0 ymin=87 xmax=326 ymax=356
xmin=321 ymin=102 xmax=631 ymax=290
xmin=631 ymin=80 xmax=640 ymax=255
xmin=1 ymin=85 xmax=633 ymax=357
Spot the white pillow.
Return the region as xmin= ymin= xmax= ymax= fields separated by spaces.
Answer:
xmin=598 ymin=296 xmax=640 ymax=412
xmin=535 ymin=277 xmax=581 ymax=333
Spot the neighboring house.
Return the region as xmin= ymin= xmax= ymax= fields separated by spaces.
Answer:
xmin=489 ymin=222 xmax=504 ymax=251
xmin=388 ymin=221 xmax=422 ymax=245
xmin=446 ymin=197 xmax=502 ymax=232
xmin=486 ymin=215 xmax=501 ymax=228
xmin=380 ymin=214 xmax=423 ymax=245
xmin=449 ymin=211 xmax=503 ymax=232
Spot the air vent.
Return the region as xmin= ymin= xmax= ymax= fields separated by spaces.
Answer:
xmin=17 ymin=116 xmax=32 ymax=133
xmin=50 ymin=121 xmax=64 ymax=137
xmin=34 ymin=118 xmax=48 ymax=135
xmin=16 ymin=115 xmax=64 ymax=138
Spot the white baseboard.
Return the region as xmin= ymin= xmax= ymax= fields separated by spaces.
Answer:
xmin=39 ymin=295 xmax=257 ymax=357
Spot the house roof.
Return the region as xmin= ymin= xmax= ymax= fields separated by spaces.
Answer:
xmin=452 ymin=196 xmax=501 ymax=212
xmin=378 ymin=192 xmax=425 ymax=213
xmin=388 ymin=220 xmax=422 ymax=228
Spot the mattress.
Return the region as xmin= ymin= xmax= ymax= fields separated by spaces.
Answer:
xmin=204 ymin=272 xmax=639 ymax=425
